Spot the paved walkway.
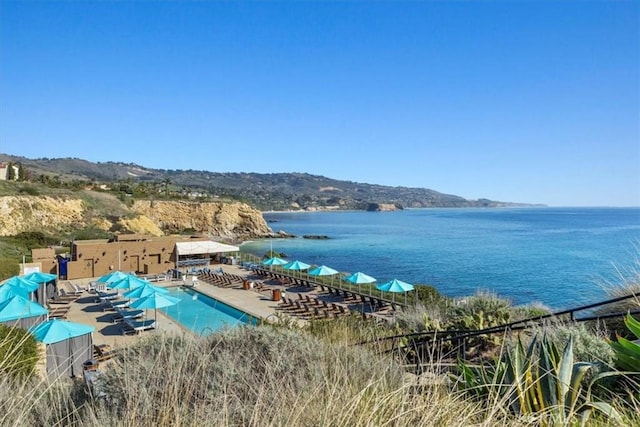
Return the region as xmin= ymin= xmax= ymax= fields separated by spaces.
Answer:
xmin=62 ymin=264 xmax=289 ymax=349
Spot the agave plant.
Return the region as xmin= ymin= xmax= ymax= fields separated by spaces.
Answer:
xmin=456 ymin=333 xmax=620 ymax=426
xmin=608 ymin=313 xmax=640 ymax=372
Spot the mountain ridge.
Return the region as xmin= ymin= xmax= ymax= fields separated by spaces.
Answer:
xmin=0 ymin=153 xmax=542 ymax=211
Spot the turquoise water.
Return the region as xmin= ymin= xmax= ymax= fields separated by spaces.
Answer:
xmin=241 ymin=207 xmax=640 ymax=309
xmin=160 ymin=287 xmax=257 ymax=336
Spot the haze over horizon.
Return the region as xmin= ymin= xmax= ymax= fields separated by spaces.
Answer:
xmin=1 ymin=2 xmax=638 ymax=207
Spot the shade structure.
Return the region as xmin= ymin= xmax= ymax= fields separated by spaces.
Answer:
xmin=284 ymin=260 xmax=311 ymax=278
xmin=129 ymin=292 xmax=180 ymax=325
xmin=30 ymin=319 xmax=94 ymax=378
xmin=130 ymin=293 xmax=180 ymax=310
xmin=2 ymin=276 xmax=39 ymax=293
xmin=0 ymin=283 xmax=32 ymax=300
xmin=308 ymin=265 xmax=339 ymax=276
xmin=0 ymin=295 xmax=48 ymax=330
xmin=109 ymin=275 xmax=152 ymax=291
xmin=308 ymin=265 xmax=339 ymax=285
xmin=123 ymin=283 xmax=169 ymax=299
xmin=22 ymin=272 xmax=58 ymax=305
xmin=262 ymin=256 xmax=288 ymax=266
xmin=344 ymin=272 xmax=376 ymax=295
xmin=23 ymin=272 xmax=57 ymax=284
xmin=30 ymin=318 xmax=94 ymax=344
xmin=96 ymin=271 xmax=132 ymax=284
xmin=376 ymin=279 xmax=415 ymax=303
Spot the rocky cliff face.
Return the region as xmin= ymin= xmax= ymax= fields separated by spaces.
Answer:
xmin=0 ymin=196 xmax=86 ymax=235
xmin=131 ymin=200 xmax=272 ymax=240
xmin=0 ymin=195 xmax=273 ymax=240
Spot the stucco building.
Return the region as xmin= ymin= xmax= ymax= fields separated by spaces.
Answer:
xmin=31 ymin=234 xmax=239 ymax=280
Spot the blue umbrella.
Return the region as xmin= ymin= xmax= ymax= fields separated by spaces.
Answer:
xmin=376 ymin=279 xmax=414 ymax=303
xmin=284 ymin=260 xmax=311 ymax=278
xmin=30 ymin=318 xmax=94 ymax=344
xmin=2 ymin=276 xmax=39 ymax=293
xmin=344 ymin=272 xmax=376 ymax=296
xmin=97 ymin=271 xmax=132 ymax=284
xmin=308 ymin=265 xmax=339 ymax=285
xmin=262 ymin=256 xmax=289 ymax=272
xmin=129 ymin=293 xmax=180 ymax=324
xmin=109 ymin=275 xmax=152 ymax=291
xmin=23 ymin=272 xmax=57 ymax=284
xmin=262 ymin=256 xmax=288 ymax=266
xmin=123 ymin=284 xmax=169 ymax=299
xmin=0 ymin=295 xmax=48 ymax=322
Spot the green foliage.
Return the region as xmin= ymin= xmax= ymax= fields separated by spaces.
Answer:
xmin=11 ymin=231 xmax=58 ymax=249
xmin=542 ymin=323 xmax=615 ymax=366
xmin=450 ymin=292 xmax=511 ymax=331
xmin=0 ymin=259 xmax=19 ymax=281
xmin=18 ymin=185 xmax=39 ymax=196
xmin=511 ymin=302 xmax=552 ymax=322
xmin=609 ymin=313 xmax=640 ymax=372
xmin=263 ymin=250 xmax=286 ymax=259
xmin=69 ymin=227 xmax=112 ymax=241
xmin=412 ymin=284 xmax=447 ymax=305
xmin=456 ymin=333 xmax=621 ymax=425
xmin=0 ymin=325 xmax=39 ymax=378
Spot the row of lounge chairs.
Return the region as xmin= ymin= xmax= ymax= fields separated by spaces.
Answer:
xmin=198 ymin=270 xmax=245 ymax=288
xmin=278 ymin=294 xmax=352 ymax=320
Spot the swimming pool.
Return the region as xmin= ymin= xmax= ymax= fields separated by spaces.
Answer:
xmin=160 ymin=287 xmax=258 ymax=336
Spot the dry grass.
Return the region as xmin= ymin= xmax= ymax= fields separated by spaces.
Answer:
xmin=0 ymin=325 xmax=637 ymax=426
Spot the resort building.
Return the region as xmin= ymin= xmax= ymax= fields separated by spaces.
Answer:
xmin=29 ymin=234 xmax=239 ymax=280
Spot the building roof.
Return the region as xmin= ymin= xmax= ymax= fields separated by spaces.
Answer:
xmin=175 ymin=241 xmax=239 ymax=256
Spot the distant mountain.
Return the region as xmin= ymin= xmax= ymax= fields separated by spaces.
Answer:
xmin=0 ymin=153 xmax=540 ymax=211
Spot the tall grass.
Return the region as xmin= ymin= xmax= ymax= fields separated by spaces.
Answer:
xmin=0 ymin=325 xmax=638 ymax=426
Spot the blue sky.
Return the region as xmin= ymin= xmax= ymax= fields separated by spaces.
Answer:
xmin=1 ymin=1 xmax=638 ymax=207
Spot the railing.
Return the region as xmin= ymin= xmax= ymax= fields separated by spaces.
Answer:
xmin=358 ymin=292 xmax=640 ymax=372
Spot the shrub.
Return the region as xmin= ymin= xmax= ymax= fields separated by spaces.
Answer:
xmin=412 ymin=284 xmax=446 ymax=305
xmin=18 ymin=186 xmax=39 ymax=196
xmin=395 ymin=302 xmax=446 ymax=333
xmin=0 ymin=259 xmax=19 ymax=281
xmin=0 ymin=325 xmax=39 ymax=378
xmin=450 ymin=291 xmax=512 ymax=331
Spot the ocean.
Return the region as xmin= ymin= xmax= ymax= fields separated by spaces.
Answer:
xmin=240 ymin=207 xmax=640 ymax=309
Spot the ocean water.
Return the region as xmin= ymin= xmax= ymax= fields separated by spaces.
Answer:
xmin=240 ymin=207 xmax=640 ymax=309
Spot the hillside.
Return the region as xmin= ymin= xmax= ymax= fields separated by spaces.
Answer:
xmin=0 ymin=154 xmax=538 ymax=211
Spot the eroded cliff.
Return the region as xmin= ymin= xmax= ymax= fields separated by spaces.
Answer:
xmin=0 ymin=195 xmax=272 ymax=240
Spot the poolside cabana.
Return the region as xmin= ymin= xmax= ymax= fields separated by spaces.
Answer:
xmin=30 ymin=319 xmax=95 ymax=378
xmin=0 ymin=295 xmax=49 ymax=330
xmin=23 ymin=272 xmax=58 ymax=305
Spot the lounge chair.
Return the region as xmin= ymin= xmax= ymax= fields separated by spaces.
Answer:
xmin=93 ymin=344 xmax=118 ymax=362
xmin=71 ymin=283 xmax=86 ymax=294
xmin=121 ymin=318 xmax=156 ymax=335
xmin=112 ymin=308 xmax=144 ymax=322
xmin=58 ymin=288 xmax=81 ymax=302
xmin=47 ymin=303 xmax=71 ymax=319
xmin=103 ymin=299 xmax=130 ymax=311
xmin=95 ymin=290 xmax=119 ymax=302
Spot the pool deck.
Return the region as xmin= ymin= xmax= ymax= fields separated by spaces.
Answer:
xmin=63 ymin=264 xmax=289 ymax=349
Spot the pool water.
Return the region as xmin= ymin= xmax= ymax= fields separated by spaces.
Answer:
xmin=160 ymin=287 xmax=257 ymax=336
